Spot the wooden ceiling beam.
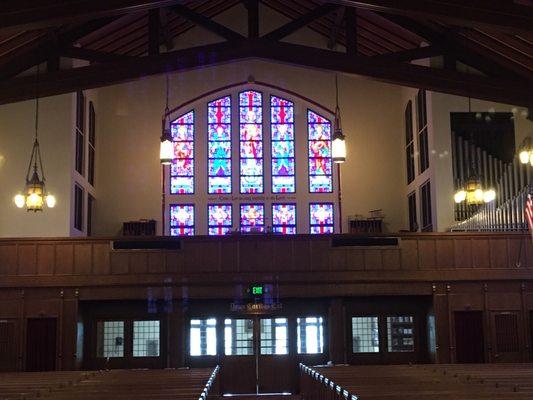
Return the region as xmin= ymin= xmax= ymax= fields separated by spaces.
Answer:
xmin=0 ymin=39 xmax=530 ymax=107
xmin=345 ymin=6 xmax=357 ymax=55
xmin=159 ymin=8 xmax=174 ymax=51
xmin=0 ymin=0 xmax=181 ymax=32
xmin=327 ymin=6 xmax=345 ymax=49
xmin=148 ymin=9 xmax=160 ymax=55
xmin=326 ymin=0 xmax=533 ymax=36
xmin=262 ymin=3 xmax=339 ymax=41
xmin=371 ymin=45 xmax=442 ymax=63
xmin=62 ymin=46 xmax=135 ymax=63
xmin=170 ymin=4 xmax=244 ymax=41
xmin=245 ymin=0 xmax=259 ymax=39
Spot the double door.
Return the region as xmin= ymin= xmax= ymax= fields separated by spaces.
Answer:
xmin=222 ymin=316 xmax=293 ymax=394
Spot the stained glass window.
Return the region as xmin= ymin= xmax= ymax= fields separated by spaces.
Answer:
xmin=271 ymin=96 xmax=295 ymax=193
xmin=272 ymin=203 xmax=296 ymax=234
xmin=170 ymin=111 xmax=194 ymax=194
xmin=170 ymin=204 xmax=194 ymax=236
xmin=308 ymin=110 xmax=332 ymax=193
xmin=309 ymin=203 xmax=334 ymax=234
xmin=208 ymin=204 xmax=233 ymax=235
xmin=239 ymin=91 xmax=263 ymax=193
xmin=240 ymin=204 xmax=265 ymax=233
xmin=208 ymin=96 xmax=232 ymax=194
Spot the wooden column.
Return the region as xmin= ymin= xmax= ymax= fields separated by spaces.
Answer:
xmin=328 ymin=298 xmax=345 ymax=364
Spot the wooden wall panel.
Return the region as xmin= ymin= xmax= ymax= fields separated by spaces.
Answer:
xmin=273 ymin=240 xmax=294 ymax=271
xmin=110 ymin=252 xmax=129 ymax=274
xmin=309 ymin=240 xmax=329 ymax=271
xmin=74 ymin=244 xmax=92 ymax=275
xmin=525 ymin=240 xmax=533 ymax=269
xmin=17 ymin=244 xmax=36 ymax=275
xmin=55 ymin=244 xmax=73 ymax=275
xmin=418 ymin=240 xmax=436 ymax=270
xmin=25 ymin=299 xmax=60 ymax=317
xmin=0 ymin=299 xmax=22 ymax=318
xmin=92 ymin=244 xmax=110 ymax=275
xmin=185 ymin=242 xmax=220 ymax=272
xmin=345 ymin=249 xmax=364 ymax=270
xmin=454 ymin=239 xmax=472 ymax=268
xmin=164 ymin=252 xmax=184 ymax=274
xmin=37 ymin=244 xmax=55 ymax=275
xmin=61 ymin=300 xmax=78 ymax=371
xmin=0 ymin=245 xmax=17 ymax=275
xmin=490 ymin=239 xmax=509 ymax=269
xmin=400 ymin=239 xmax=418 ymax=269
xmin=487 ymin=293 xmax=522 ymax=310
xmin=471 ymin=239 xmax=490 ymax=268
xmin=507 ymin=238 xmax=526 ymax=268
xmin=329 ymin=249 xmax=346 ymax=270
xmin=382 ymin=249 xmax=400 ymax=270
xmin=219 ymin=242 xmax=238 ymax=272
xmin=364 ymin=250 xmax=382 ymax=270
xmin=435 ymin=240 xmax=454 ymax=269
xmin=449 ymin=293 xmax=484 ymax=310
xmin=129 ymin=253 xmax=148 ymax=274
xmin=147 ymin=252 xmax=165 ymax=273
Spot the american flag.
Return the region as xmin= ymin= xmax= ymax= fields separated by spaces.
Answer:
xmin=526 ymin=188 xmax=533 ymax=240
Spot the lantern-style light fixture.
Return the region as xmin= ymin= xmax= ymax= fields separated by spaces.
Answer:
xmin=160 ymin=73 xmax=173 ymax=165
xmin=518 ymin=136 xmax=533 ymax=165
xmin=332 ymin=74 xmax=346 ymax=163
xmin=14 ymin=66 xmax=56 ymax=212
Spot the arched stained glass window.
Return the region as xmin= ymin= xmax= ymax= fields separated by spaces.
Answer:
xmin=308 ymin=110 xmax=332 ymax=193
xmin=170 ymin=204 xmax=195 ymax=236
xmin=271 ymin=96 xmax=295 ymax=193
xmin=309 ymin=203 xmax=334 ymax=234
xmin=239 ymin=90 xmax=263 ymax=194
xmin=208 ymin=204 xmax=233 ymax=236
xmin=208 ymin=96 xmax=232 ymax=194
xmin=170 ymin=111 xmax=194 ymax=194
xmin=240 ymin=204 xmax=265 ymax=232
xmin=272 ymin=203 xmax=296 ymax=234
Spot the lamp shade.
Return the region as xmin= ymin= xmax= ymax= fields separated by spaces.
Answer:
xmin=332 ymin=129 xmax=346 ymax=163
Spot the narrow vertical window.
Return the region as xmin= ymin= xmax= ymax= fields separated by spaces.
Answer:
xmin=240 ymin=203 xmax=265 ymax=233
xmin=297 ymin=317 xmax=324 ymax=354
xmin=75 ymin=91 xmax=85 ymax=175
xmin=352 ymin=317 xmax=379 ymax=353
xmin=408 ymin=191 xmax=417 ymax=232
xmin=88 ymin=101 xmax=96 ymax=186
xmin=272 ymin=203 xmax=296 ymax=234
xmin=239 ymin=90 xmax=263 ymax=193
xmin=170 ymin=111 xmax=194 ymax=194
xmin=405 ymin=100 xmax=415 ymax=184
xmin=417 ymin=90 xmax=429 ymax=173
xmin=309 ymin=203 xmax=334 ymax=234
xmin=190 ymin=318 xmax=217 ymax=356
xmin=208 ymin=96 xmax=231 ymax=193
xmin=260 ymin=318 xmax=288 ymax=355
xmin=387 ymin=316 xmax=415 ymax=352
xmin=96 ymin=321 xmax=124 ymax=358
xmin=308 ymin=110 xmax=332 ymax=193
xmin=420 ymin=180 xmax=432 ymax=231
xmin=224 ymin=319 xmax=254 ymax=355
xmin=74 ymin=184 xmax=84 ymax=232
xmin=133 ymin=320 xmax=160 ymax=357
xmin=170 ymin=204 xmax=194 ymax=236
xmin=271 ymin=96 xmax=295 ymax=193
xmin=208 ymin=204 xmax=232 ymax=235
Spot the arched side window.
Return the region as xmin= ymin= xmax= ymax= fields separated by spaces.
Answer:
xmin=166 ymin=85 xmax=340 ymax=236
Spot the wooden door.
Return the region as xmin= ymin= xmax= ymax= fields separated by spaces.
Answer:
xmin=454 ymin=311 xmax=484 ymax=363
xmin=0 ymin=320 xmax=18 ymax=371
xmin=26 ymin=318 xmax=57 ymax=371
xmin=491 ymin=312 xmax=523 ymax=363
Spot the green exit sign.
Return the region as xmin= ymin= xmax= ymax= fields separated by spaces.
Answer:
xmin=252 ymin=285 xmax=263 ymax=295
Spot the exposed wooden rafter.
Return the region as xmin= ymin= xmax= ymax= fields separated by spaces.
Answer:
xmin=245 ymin=0 xmax=259 ymax=39
xmin=371 ymin=45 xmax=441 ymax=63
xmin=0 ymin=39 xmax=530 ymax=107
xmin=62 ymin=47 xmax=134 ymax=63
xmin=262 ymin=3 xmax=339 ymax=41
xmin=327 ymin=6 xmax=345 ymax=50
xmin=170 ymin=4 xmax=244 ymax=41
xmin=328 ymin=0 xmax=533 ymax=35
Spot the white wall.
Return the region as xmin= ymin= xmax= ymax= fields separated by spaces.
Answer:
xmin=0 ymin=95 xmax=73 ymax=237
xmin=94 ymin=60 xmax=406 ymax=235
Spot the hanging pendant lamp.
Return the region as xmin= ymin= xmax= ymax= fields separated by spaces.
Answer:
xmin=14 ymin=65 xmax=56 ymax=212
xmin=332 ymin=74 xmax=346 ymax=163
xmin=159 ymin=73 xmax=173 ymax=165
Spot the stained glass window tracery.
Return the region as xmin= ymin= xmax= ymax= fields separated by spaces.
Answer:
xmin=308 ymin=110 xmax=332 ymax=193
xmin=272 ymin=203 xmax=296 ymax=234
xmin=208 ymin=204 xmax=233 ymax=235
xmin=271 ymin=96 xmax=295 ymax=193
xmin=170 ymin=204 xmax=195 ymax=236
xmin=208 ymin=96 xmax=232 ymax=193
xmin=170 ymin=111 xmax=194 ymax=194
xmin=240 ymin=204 xmax=265 ymax=233
xmin=239 ymin=90 xmax=263 ymax=193
xmin=309 ymin=203 xmax=334 ymax=234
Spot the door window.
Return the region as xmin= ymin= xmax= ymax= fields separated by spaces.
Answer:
xmin=387 ymin=316 xmax=415 ymax=352
xmin=260 ymin=318 xmax=288 ymax=355
xmin=225 ymin=319 xmax=254 ymax=355
xmin=297 ymin=316 xmax=324 ymax=354
xmin=190 ymin=318 xmax=217 ymax=356
xmin=96 ymin=321 xmax=124 ymax=358
xmin=352 ymin=316 xmax=379 ymax=353
xmin=133 ymin=320 xmax=160 ymax=357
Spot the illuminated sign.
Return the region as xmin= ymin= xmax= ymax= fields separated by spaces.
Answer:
xmin=252 ymin=285 xmax=263 ymax=295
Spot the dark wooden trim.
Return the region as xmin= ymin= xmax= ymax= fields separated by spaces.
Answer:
xmin=148 ymin=8 xmax=161 ymax=56
xmin=371 ymin=45 xmax=442 ymax=63
xmin=345 ymin=6 xmax=357 ymax=56
xmin=0 ymin=39 xmax=531 ymax=106
xmin=170 ymin=4 xmax=244 ymax=41
xmin=245 ymin=0 xmax=259 ymax=39
xmin=159 ymin=7 xmax=174 ymax=51
xmin=329 ymin=0 xmax=533 ymax=35
xmin=62 ymin=47 xmax=134 ymax=63
xmin=327 ymin=6 xmax=345 ymax=50
xmin=261 ymin=3 xmax=339 ymax=41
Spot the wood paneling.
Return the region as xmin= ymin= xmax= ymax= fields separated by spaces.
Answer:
xmin=400 ymin=239 xmax=418 ymax=269
xmin=0 ymin=244 xmax=17 ymax=275
xmin=55 ymin=244 xmax=73 ymax=275
xmin=37 ymin=244 xmax=55 ymax=275
xmin=74 ymin=244 xmax=92 ymax=275
xmin=471 ymin=239 xmax=490 ymax=268
xmin=418 ymin=240 xmax=436 ymax=270
xmin=17 ymin=244 xmax=36 ymax=275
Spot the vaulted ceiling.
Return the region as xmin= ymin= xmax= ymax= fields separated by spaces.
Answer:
xmin=0 ymin=0 xmax=531 ymax=106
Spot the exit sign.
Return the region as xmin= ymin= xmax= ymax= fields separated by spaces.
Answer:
xmin=252 ymin=285 xmax=263 ymax=295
